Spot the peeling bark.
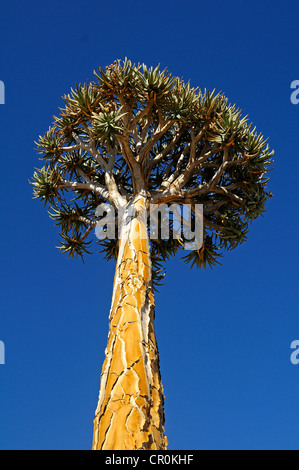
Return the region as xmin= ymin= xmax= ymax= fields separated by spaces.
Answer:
xmin=92 ymin=196 xmax=168 ymax=450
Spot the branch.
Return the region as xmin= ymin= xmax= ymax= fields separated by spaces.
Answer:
xmin=159 ymin=144 xmax=190 ymax=191
xmin=73 ymin=129 xmax=108 ymax=171
xmin=77 ymin=167 xmax=93 ymax=184
xmin=140 ymin=109 xmax=153 ymax=143
xmin=80 ymin=224 xmax=96 ymax=242
xmin=138 ymin=120 xmax=175 ymax=163
xmin=211 ymin=185 xmax=245 ymax=205
xmin=158 ymin=124 xmax=214 ymax=194
xmin=204 ymin=199 xmax=228 ymax=212
xmin=128 ymin=99 xmax=154 ymax=131
xmin=166 ymin=141 xmax=219 ymax=193
xmin=161 ymin=157 xmax=178 ymax=182
xmin=155 ymin=181 xmax=245 ymax=207
xmin=117 ymin=93 xmax=132 ymax=127
xmin=59 ymin=178 xmax=110 ymax=201
xmin=117 ymin=135 xmax=137 ymax=169
xmin=203 ymin=216 xmax=223 ymax=232
xmin=70 ymin=215 xmax=98 ymax=228
xmin=116 ymin=135 xmax=147 ymax=194
xmin=106 ymin=145 xmax=117 ymax=172
xmin=205 ymin=147 xmax=229 ymax=191
xmin=147 ymin=128 xmax=184 ymax=176
xmin=75 ymin=128 xmax=125 ymax=207
xmin=104 ymin=172 xmax=126 ymax=207
xmin=59 ymin=144 xmax=83 ymax=152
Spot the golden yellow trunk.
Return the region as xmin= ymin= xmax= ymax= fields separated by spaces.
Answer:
xmin=92 ymin=197 xmax=168 ymax=450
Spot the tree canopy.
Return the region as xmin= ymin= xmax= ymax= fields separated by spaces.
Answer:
xmin=31 ymin=58 xmax=274 ymax=285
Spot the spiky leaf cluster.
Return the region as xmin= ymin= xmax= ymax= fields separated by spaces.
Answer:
xmin=31 ymin=58 xmax=274 ymax=280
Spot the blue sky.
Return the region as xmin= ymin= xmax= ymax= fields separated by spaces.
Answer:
xmin=0 ymin=0 xmax=298 ymax=450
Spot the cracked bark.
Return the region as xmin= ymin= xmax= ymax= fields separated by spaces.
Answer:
xmin=92 ymin=196 xmax=168 ymax=450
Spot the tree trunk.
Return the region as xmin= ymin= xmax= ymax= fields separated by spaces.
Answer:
xmin=92 ymin=196 xmax=168 ymax=450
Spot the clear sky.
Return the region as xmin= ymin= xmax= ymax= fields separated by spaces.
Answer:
xmin=0 ymin=0 xmax=298 ymax=450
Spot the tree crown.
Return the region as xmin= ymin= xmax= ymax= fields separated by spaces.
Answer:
xmin=31 ymin=58 xmax=274 ymax=285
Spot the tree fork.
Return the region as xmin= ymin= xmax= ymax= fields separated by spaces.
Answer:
xmin=92 ymin=197 xmax=168 ymax=450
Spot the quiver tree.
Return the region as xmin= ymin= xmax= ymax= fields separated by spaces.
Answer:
xmin=31 ymin=59 xmax=273 ymax=450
